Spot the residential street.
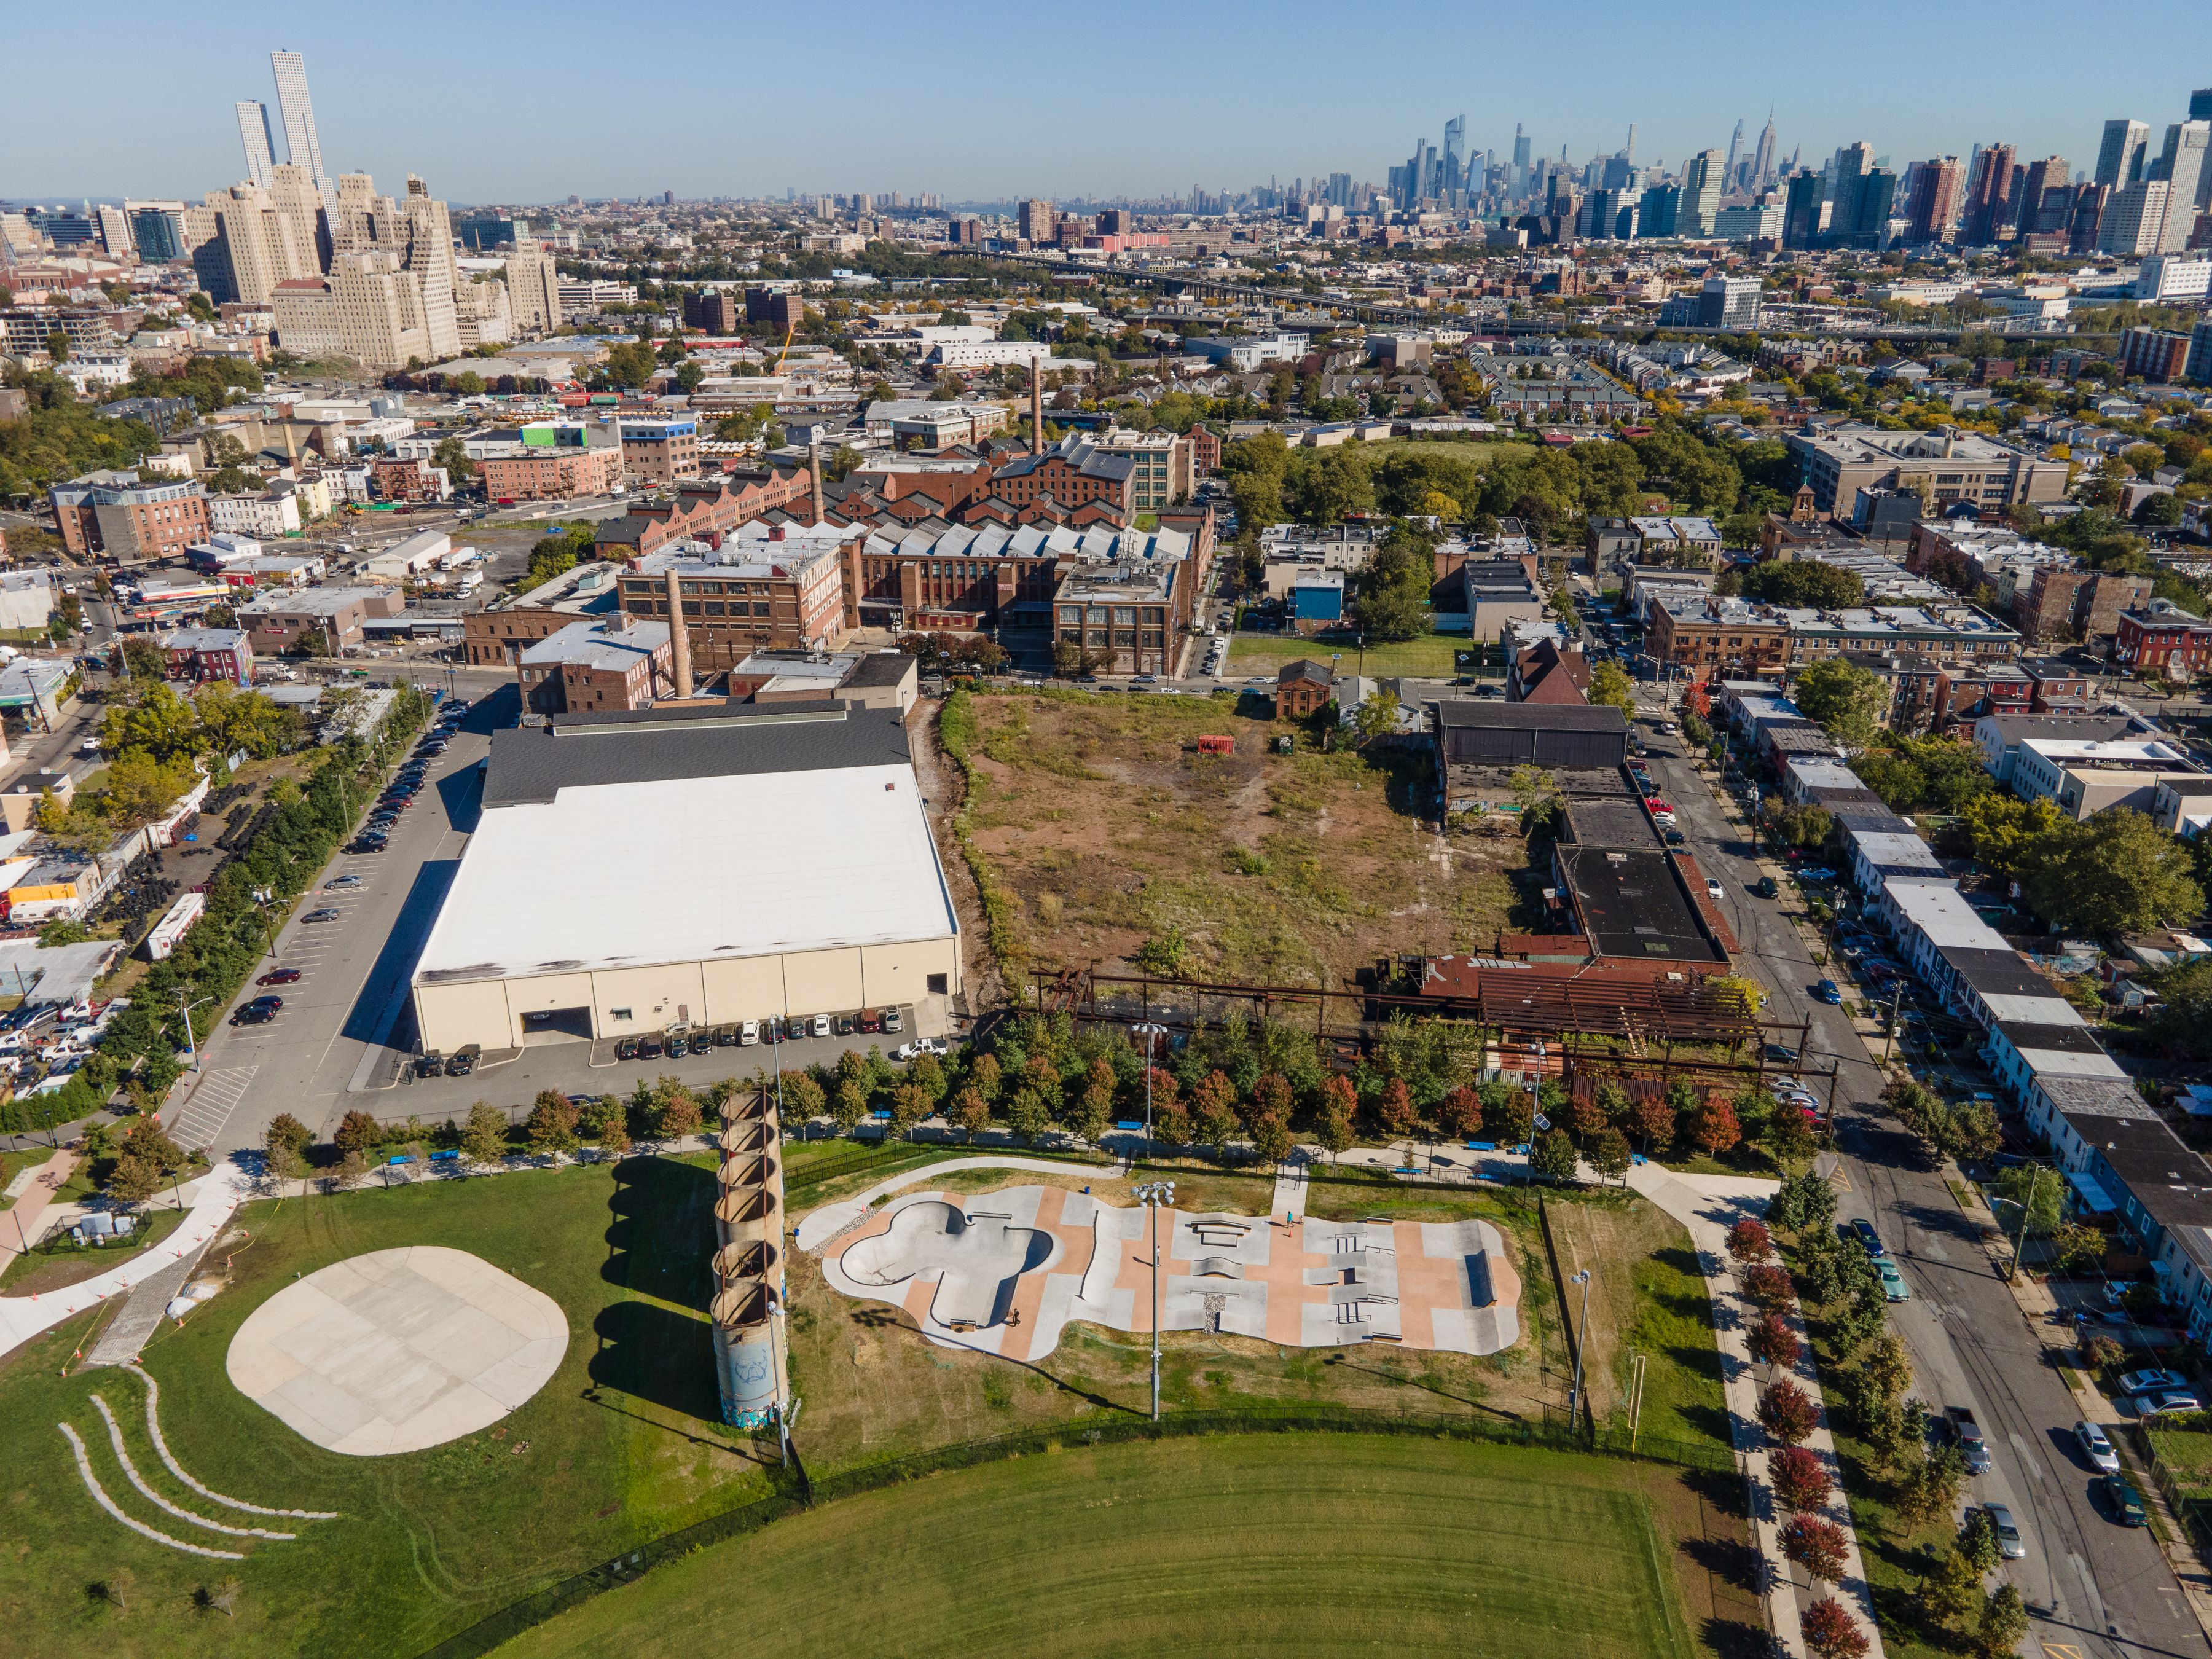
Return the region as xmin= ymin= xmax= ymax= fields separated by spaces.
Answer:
xmin=1640 ymin=710 xmax=2203 ymax=1659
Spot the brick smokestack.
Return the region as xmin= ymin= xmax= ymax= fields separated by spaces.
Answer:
xmin=1030 ymin=367 xmax=1044 ymax=457
xmin=809 ymin=434 xmax=824 ymax=525
xmin=663 ymin=567 xmax=692 ymax=699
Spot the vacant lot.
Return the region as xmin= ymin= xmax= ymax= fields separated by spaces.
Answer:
xmin=500 ymin=1434 xmax=1714 ymax=1659
xmin=1225 ymin=631 xmax=1469 ymax=678
xmin=945 ymin=689 xmax=1525 ymax=987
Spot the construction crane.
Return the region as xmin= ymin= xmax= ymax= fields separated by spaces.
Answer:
xmin=772 ymin=319 xmax=796 ymax=374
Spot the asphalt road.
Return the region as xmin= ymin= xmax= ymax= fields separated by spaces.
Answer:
xmin=1641 ymin=715 xmax=2200 ymax=1659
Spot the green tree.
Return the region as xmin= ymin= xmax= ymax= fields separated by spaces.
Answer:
xmin=1973 ymin=1585 xmax=2028 ymax=1659
xmin=461 ymin=1102 xmax=509 ymax=1165
xmin=525 ymin=1091 xmax=579 ymax=1155
xmin=1741 ymin=561 xmax=1866 ymax=609
xmin=1508 ymin=764 xmax=1561 ymax=824
xmin=1588 ymin=659 xmax=1637 ymax=718
xmin=2019 ymin=809 xmax=2203 ymax=936
xmin=952 ymin=1086 xmax=992 ymax=1142
xmin=431 ymin=436 xmax=477 ymax=483
xmin=1791 ymin=657 xmax=1885 ymax=750
xmin=1586 ymin=1126 xmax=1632 ymax=1183
xmin=1008 ymin=1086 xmax=1053 ymax=1145
xmin=1530 ymin=1128 xmax=1580 ymax=1183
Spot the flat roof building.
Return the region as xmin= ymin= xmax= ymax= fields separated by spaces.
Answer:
xmin=409 ymin=703 xmax=960 ymax=1056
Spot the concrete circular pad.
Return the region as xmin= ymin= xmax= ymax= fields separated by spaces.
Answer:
xmin=226 ymin=1245 xmax=567 ymax=1456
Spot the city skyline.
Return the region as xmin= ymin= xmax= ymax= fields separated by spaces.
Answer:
xmin=7 ymin=0 xmax=2212 ymax=205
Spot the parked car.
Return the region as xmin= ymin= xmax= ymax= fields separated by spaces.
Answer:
xmin=257 ymin=968 xmax=302 ymax=986
xmin=688 ymin=1032 xmax=712 ymax=1056
xmin=445 ymin=1044 xmax=479 ymax=1077
xmin=884 ymin=1007 xmax=903 ymax=1034
xmin=811 ymin=1013 xmax=831 ymax=1038
xmin=1875 ymin=1260 xmax=1909 ymax=1301
xmin=230 ymin=1003 xmax=278 ymax=1027
xmin=2132 ymin=1389 xmax=2202 ymax=1418
xmin=1944 ymin=1406 xmax=1994 ymax=1473
xmin=616 ymin=1038 xmax=640 ymax=1061
xmin=1849 ymin=1218 xmax=1886 ymax=1258
xmin=1984 ymin=1502 xmax=2025 ymax=1559
xmin=713 ymin=1024 xmax=739 ymax=1048
xmin=1814 ymin=979 xmax=1843 ymax=1004
xmin=346 ymin=838 xmax=388 ymax=854
xmin=304 ymin=908 xmax=342 ymax=924
xmin=1753 ymin=876 xmax=1779 ymax=899
xmin=740 ymin=1020 xmax=760 ymax=1045
xmin=2098 ymin=1472 xmax=2150 ymax=1527
xmin=858 ymin=1008 xmax=883 ymax=1034
xmin=835 ymin=1014 xmax=857 ymax=1037
xmin=1662 ymin=829 xmax=1687 ymax=846
xmin=895 ymin=1037 xmax=949 ymax=1061
xmin=414 ymin=1051 xmax=443 ymax=1078
xmin=324 ymin=874 xmax=366 ymax=891
xmin=2119 ymin=1368 xmax=2189 ymax=1396
xmin=2074 ymin=1419 xmax=2120 ymax=1473
xmin=1704 ymin=878 xmax=1724 ymax=902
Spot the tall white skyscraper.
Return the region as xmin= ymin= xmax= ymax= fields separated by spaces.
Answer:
xmin=234 ymin=100 xmax=276 ymax=188
xmin=2152 ymin=120 xmax=2210 ymax=248
xmin=2094 ymin=119 xmax=2149 ymax=189
xmin=270 ymin=49 xmax=334 ymax=205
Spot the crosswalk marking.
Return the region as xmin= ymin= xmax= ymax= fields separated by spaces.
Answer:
xmin=167 ymin=1065 xmax=257 ymax=1153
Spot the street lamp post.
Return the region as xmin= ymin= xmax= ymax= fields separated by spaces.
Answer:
xmin=179 ymin=994 xmax=215 ymax=1072
xmin=1567 ymin=1269 xmax=1593 ymax=1428
xmin=1134 ymin=1179 xmax=1175 ymax=1421
xmin=1132 ymin=1021 xmax=1167 ymax=1149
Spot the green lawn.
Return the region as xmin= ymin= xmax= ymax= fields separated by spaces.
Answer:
xmin=0 ymin=1144 xmax=1747 ymax=1659
xmin=496 ymin=1435 xmax=1701 ymax=1659
xmin=1226 ymin=632 xmax=1469 ymax=679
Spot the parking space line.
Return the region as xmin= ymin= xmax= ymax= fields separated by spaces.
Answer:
xmin=168 ymin=1065 xmax=257 ymax=1151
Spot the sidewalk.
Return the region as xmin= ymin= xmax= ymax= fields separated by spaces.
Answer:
xmin=0 ymin=1158 xmax=254 ymax=1359
xmin=0 ymin=1147 xmax=79 ymax=1274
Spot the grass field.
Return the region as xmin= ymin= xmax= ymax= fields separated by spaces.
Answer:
xmin=496 ymin=1435 xmax=1708 ymax=1659
xmin=1225 ymin=631 xmax=1469 ymax=679
xmin=0 ymin=1142 xmax=1746 ymax=1658
xmin=951 ymin=689 xmax=1528 ymax=986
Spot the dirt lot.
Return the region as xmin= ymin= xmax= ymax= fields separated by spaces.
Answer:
xmin=935 ymin=689 xmax=1529 ymax=990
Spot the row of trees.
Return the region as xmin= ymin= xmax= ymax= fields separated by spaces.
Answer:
xmin=1757 ymin=1173 xmax=2029 ymax=1658
xmin=2 ymin=689 xmax=434 ymax=1138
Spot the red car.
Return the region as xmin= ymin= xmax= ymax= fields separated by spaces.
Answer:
xmin=257 ymin=968 xmax=302 ymax=986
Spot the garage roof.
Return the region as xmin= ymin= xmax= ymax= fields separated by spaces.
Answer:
xmin=414 ymin=759 xmax=957 ymax=984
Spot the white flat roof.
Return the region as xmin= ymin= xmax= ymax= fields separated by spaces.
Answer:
xmin=414 ymin=763 xmax=956 ymax=984
xmin=1981 ymin=991 xmax=2082 ymax=1026
xmin=1885 ymin=879 xmax=2012 ymax=951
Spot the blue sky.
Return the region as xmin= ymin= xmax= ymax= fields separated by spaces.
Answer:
xmin=10 ymin=0 xmax=2212 ymax=206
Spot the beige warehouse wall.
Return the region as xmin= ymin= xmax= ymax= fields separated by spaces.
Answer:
xmin=504 ymin=971 xmax=595 ymax=1015
xmin=591 ymin=962 xmax=709 ymax=1032
xmin=702 ymin=955 xmax=791 ymax=1023
xmin=415 ymin=979 xmax=516 ymax=1053
xmin=861 ymin=939 xmax=960 ymax=1005
xmin=781 ymin=947 xmax=865 ymax=1015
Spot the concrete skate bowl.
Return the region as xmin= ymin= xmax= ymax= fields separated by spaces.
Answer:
xmin=842 ymin=1200 xmax=1061 ymax=1328
xmin=224 ymin=1246 xmax=567 ymax=1457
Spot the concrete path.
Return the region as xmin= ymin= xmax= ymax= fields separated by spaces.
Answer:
xmin=0 ymin=1158 xmax=254 ymax=1361
xmin=793 ymin=1155 xmax=1128 ymax=1252
xmin=1269 ymin=1158 xmax=1309 ymax=1225
xmin=1628 ymin=1161 xmax=1885 ymax=1659
xmin=82 ymin=1252 xmax=200 ymax=1368
xmin=0 ymin=1148 xmax=77 ymax=1273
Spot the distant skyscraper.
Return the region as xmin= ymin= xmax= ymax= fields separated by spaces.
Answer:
xmin=2151 ymin=120 xmax=2210 ymax=245
xmin=1826 ymin=143 xmax=1875 ymax=238
xmin=234 ymin=100 xmax=276 ymax=188
xmin=2192 ymin=88 xmax=2212 ymax=122
xmin=1782 ymin=169 xmax=1825 ymax=248
xmin=1724 ymin=120 xmax=1744 ymax=192
xmin=2095 ymin=119 xmax=2150 ymax=189
xmin=1751 ymin=110 xmax=1778 ymax=189
xmin=1681 ymin=149 xmax=1724 ymax=236
xmin=1442 ymin=114 xmax=1465 ymax=196
xmin=269 ymin=49 xmax=333 ymax=205
xmin=1902 ymin=157 xmax=1964 ymax=244
xmin=1512 ymin=125 xmax=1532 ymax=195
xmin=1961 ymin=144 xmax=2017 ymax=244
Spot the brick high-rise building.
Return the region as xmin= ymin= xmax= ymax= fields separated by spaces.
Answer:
xmin=683 ymin=291 xmax=740 ymax=333
xmin=1017 ymin=198 xmax=1055 ymax=243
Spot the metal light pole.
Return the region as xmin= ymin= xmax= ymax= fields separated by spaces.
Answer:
xmin=1132 ymin=1021 xmax=1167 ymax=1148
xmin=1567 ymin=1269 xmax=1593 ymax=1427
xmin=766 ymin=1295 xmax=791 ymax=1467
xmin=2008 ymin=1165 xmax=2050 ymax=1284
xmin=1135 ymin=1180 xmax=1174 ymax=1420
xmin=179 ymin=994 xmax=215 ymax=1072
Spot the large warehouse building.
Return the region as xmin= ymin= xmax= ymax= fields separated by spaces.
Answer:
xmin=409 ymin=701 xmax=962 ymax=1054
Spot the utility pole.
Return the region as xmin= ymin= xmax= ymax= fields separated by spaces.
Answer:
xmin=2008 ymin=1165 xmax=2049 ymax=1284
xmin=1882 ymin=983 xmax=1904 ymax=1061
